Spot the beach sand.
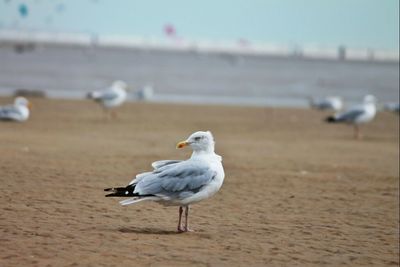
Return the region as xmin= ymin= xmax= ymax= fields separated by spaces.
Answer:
xmin=0 ymin=97 xmax=398 ymax=266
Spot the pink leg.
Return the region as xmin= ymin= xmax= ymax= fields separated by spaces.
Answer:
xmin=177 ymin=206 xmax=184 ymax=232
xmin=184 ymin=206 xmax=194 ymax=232
xmin=111 ymin=110 xmax=118 ymax=119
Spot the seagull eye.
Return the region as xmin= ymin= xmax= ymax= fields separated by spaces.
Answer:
xmin=194 ymin=136 xmax=202 ymax=141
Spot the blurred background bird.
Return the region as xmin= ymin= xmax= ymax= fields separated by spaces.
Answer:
xmin=383 ymin=103 xmax=400 ymax=114
xmin=309 ymin=96 xmax=343 ymax=112
xmin=87 ymin=80 xmax=129 ymax=119
xmin=325 ymin=95 xmax=377 ymax=139
xmin=0 ymin=96 xmax=31 ymax=122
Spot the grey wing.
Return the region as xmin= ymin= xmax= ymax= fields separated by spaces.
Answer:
xmin=0 ymin=106 xmax=20 ymax=120
xmin=335 ymin=108 xmax=365 ymax=122
xmin=100 ymin=90 xmax=119 ymax=101
xmin=129 ymin=160 xmax=183 ymax=185
xmin=151 ymin=160 xmax=182 ymax=170
xmin=135 ymin=161 xmax=216 ymax=198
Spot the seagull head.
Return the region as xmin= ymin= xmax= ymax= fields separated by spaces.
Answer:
xmin=112 ymin=80 xmax=130 ymax=91
xmin=176 ymin=131 xmax=215 ymax=153
xmin=363 ymin=95 xmax=377 ymax=104
xmin=14 ymin=97 xmax=32 ymax=110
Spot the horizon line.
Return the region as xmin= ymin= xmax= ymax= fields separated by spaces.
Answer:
xmin=0 ymin=29 xmax=398 ymax=62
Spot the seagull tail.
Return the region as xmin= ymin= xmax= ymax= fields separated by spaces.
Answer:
xmin=86 ymin=92 xmax=95 ymax=99
xmin=87 ymin=91 xmax=102 ymax=100
xmin=104 ymin=185 xmax=155 ymax=201
xmin=104 ymin=185 xmax=138 ymax=197
xmin=325 ymin=116 xmax=338 ymax=123
xmin=0 ymin=109 xmax=12 ymax=120
xmin=119 ymin=197 xmax=155 ymax=206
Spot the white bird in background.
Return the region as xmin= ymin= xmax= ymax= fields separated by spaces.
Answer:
xmin=0 ymin=97 xmax=31 ymax=122
xmin=87 ymin=80 xmax=129 ymax=119
xmin=325 ymin=95 xmax=377 ymax=139
xmin=136 ymin=84 xmax=154 ymax=101
xmin=383 ymin=103 xmax=399 ymax=114
xmin=309 ymin=96 xmax=343 ymax=111
xmin=105 ymin=131 xmax=225 ymax=232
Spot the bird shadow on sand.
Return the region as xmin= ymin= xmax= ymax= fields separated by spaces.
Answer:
xmin=118 ymin=226 xmax=181 ymax=235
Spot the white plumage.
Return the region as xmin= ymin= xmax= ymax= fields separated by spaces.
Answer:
xmin=0 ymin=97 xmax=31 ymax=122
xmin=309 ymin=96 xmax=343 ymax=111
xmin=325 ymin=95 xmax=377 ymax=139
xmin=87 ymin=80 xmax=128 ymax=118
xmin=105 ymin=131 xmax=225 ymax=232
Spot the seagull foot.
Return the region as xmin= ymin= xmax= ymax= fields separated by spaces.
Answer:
xmin=177 ymin=227 xmax=194 ymax=233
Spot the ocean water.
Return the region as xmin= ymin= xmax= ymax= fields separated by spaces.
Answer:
xmin=0 ymin=44 xmax=398 ymax=107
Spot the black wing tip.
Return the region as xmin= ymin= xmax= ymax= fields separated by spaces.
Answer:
xmin=325 ymin=116 xmax=336 ymax=123
xmin=104 ymin=186 xmax=130 ymax=192
xmin=104 ymin=191 xmax=129 ymax=197
xmin=104 ymin=185 xmax=138 ymax=197
xmin=105 ymin=192 xmax=141 ymax=198
xmin=104 ymin=184 xmax=147 ymax=197
xmin=0 ymin=117 xmax=14 ymax=121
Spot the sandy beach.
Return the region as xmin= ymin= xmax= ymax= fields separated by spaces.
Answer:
xmin=0 ymin=97 xmax=398 ymax=266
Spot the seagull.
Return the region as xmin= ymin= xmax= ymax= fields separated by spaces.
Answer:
xmin=325 ymin=95 xmax=377 ymax=139
xmin=104 ymin=131 xmax=225 ymax=232
xmin=383 ymin=103 xmax=399 ymax=114
xmin=87 ymin=80 xmax=128 ymax=119
xmin=0 ymin=97 xmax=31 ymax=122
xmin=309 ymin=96 xmax=343 ymax=111
xmin=136 ymin=84 xmax=154 ymax=101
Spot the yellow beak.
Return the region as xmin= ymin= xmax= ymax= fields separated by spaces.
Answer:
xmin=27 ymin=102 xmax=33 ymax=110
xmin=176 ymin=141 xmax=189 ymax=149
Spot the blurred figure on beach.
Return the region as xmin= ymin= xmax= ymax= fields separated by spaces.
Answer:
xmin=309 ymin=96 xmax=343 ymax=112
xmin=0 ymin=96 xmax=31 ymax=122
xmin=383 ymin=103 xmax=400 ymax=114
xmin=87 ymin=80 xmax=129 ymax=119
xmin=136 ymin=84 xmax=154 ymax=101
xmin=325 ymin=95 xmax=377 ymax=139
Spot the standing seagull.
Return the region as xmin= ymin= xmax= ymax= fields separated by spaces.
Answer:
xmin=325 ymin=95 xmax=377 ymax=139
xmin=104 ymin=131 xmax=225 ymax=232
xmin=0 ymin=97 xmax=31 ymax=122
xmin=87 ymin=80 xmax=128 ymax=119
xmin=309 ymin=96 xmax=343 ymax=111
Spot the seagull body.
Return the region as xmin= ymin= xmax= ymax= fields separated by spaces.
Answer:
xmin=87 ymin=80 xmax=128 ymax=118
xmin=309 ymin=96 xmax=343 ymax=111
xmin=325 ymin=95 xmax=377 ymax=139
xmin=105 ymin=131 xmax=225 ymax=232
xmin=0 ymin=97 xmax=31 ymax=122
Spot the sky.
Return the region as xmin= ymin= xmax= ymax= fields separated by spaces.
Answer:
xmin=0 ymin=0 xmax=398 ymax=50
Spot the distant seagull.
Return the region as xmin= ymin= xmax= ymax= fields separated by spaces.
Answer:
xmin=325 ymin=95 xmax=377 ymax=139
xmin=309 ymin=96 xmax=343 ymax=111
xmin=0 ymin=97 xmax=31 ymax=122
xmin=136 ymin=84 xmax=154 ymax=101
xmin=105 ymin=131 xmax=225 ymax=232
xmin=383 ymin=103 xmax=399 ymax=114
xmin=87 ymin=80 xmax=129 ymax=119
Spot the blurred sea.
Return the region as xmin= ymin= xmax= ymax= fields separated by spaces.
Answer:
xmin=0 ymin=44 xmax=398 ymax=107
